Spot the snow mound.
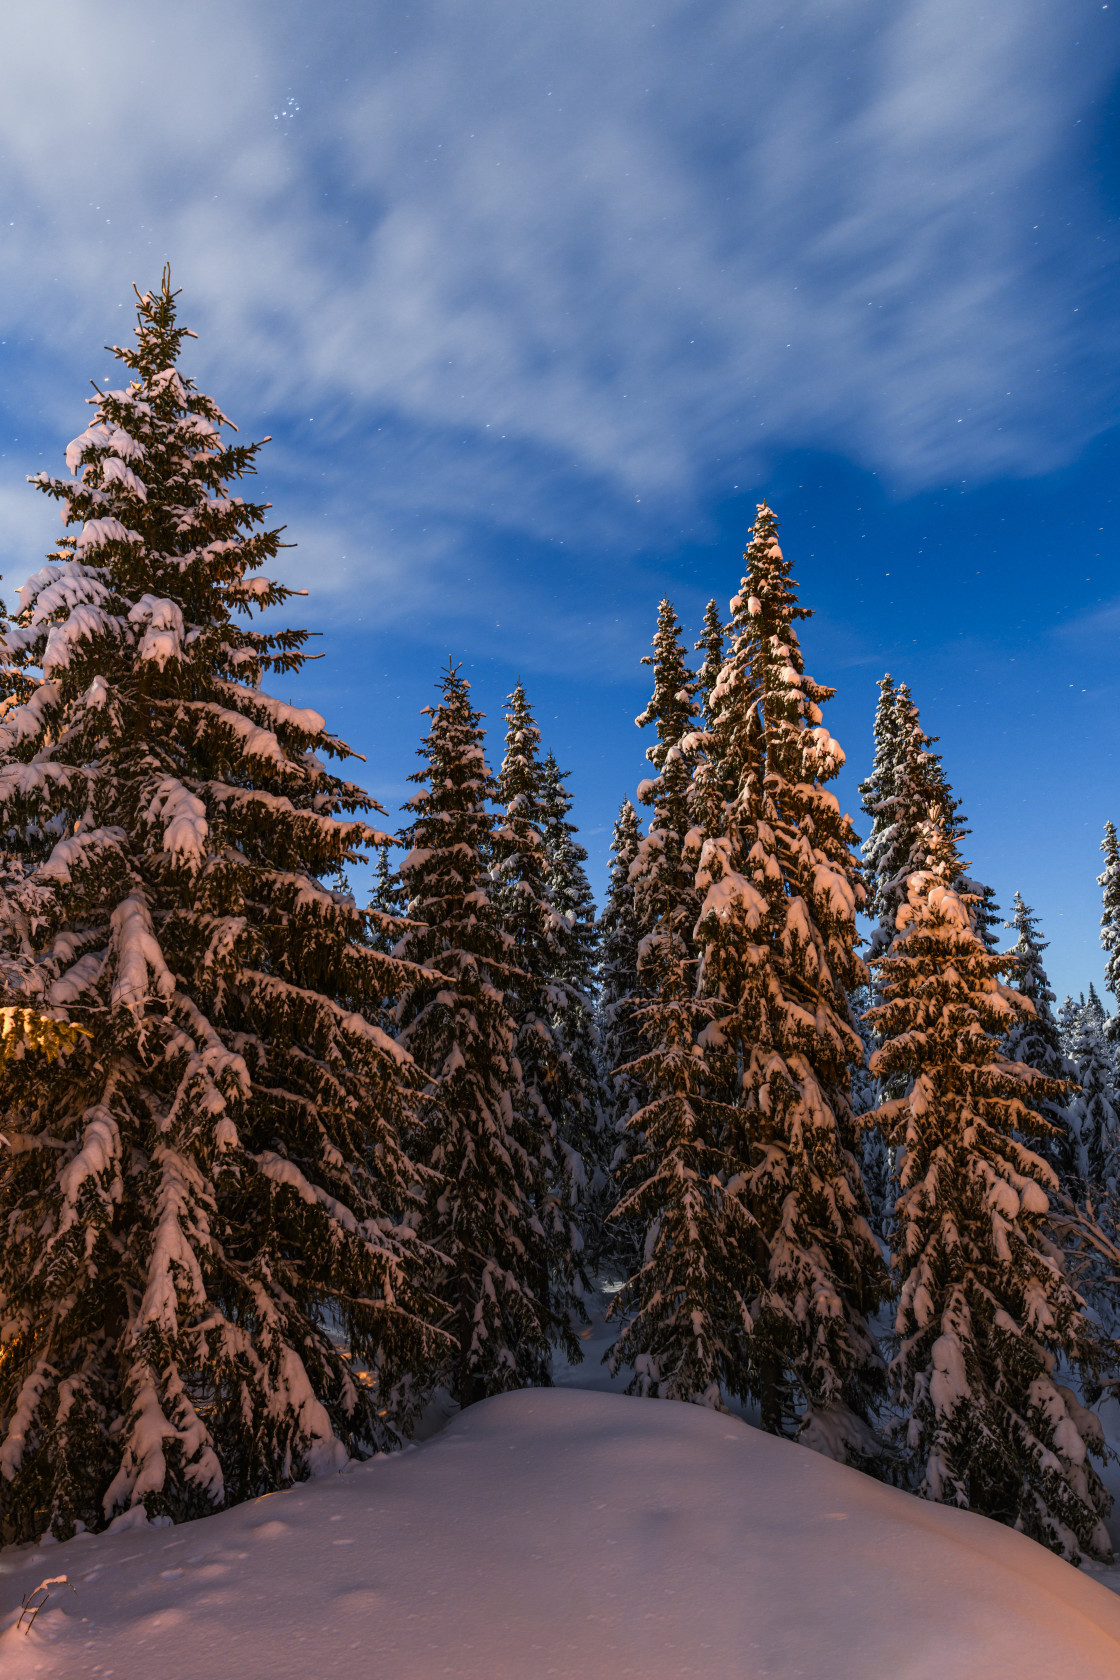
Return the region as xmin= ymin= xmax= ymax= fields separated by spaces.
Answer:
xmin=3 ymin=1387 xmax=1120 ymax=1679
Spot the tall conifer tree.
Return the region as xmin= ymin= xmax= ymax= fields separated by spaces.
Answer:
xmin=610 ymin=599 xmax=749 ymax=1397
xmin=492 ymin=682 xmax=587 ymax=1271
xmin=0 ymin=277 xmax=443 ymax=1542
xmin=538 ymin=751 xmax=608 ymax=1257
xmin=631 ymin=597 xmax=700 ymax=963
xmin=693 ymin=597 xmax=725 ymax=730
xmin=861 ymin=677 xmax=998 ymax=956
xmin=607 ymin=919 xmax=751 ymax=1405
xmin=598 ymin=798 xmax=644 ymax=1135
xmin=596 ymin=797 xmax=645 ymax=1273
xmin=1100 ymin=821 xmax=1120 ymax=1044
xmin=861 ymin=678 xmax=961 ymax=959
xmin=868 ymin=820 xmax=1110 ymax=1562
xmin=394 ymin=668 xmax=580 ymax=1405
xmin=694 ymin=505 xmax=887 ymax=1451
xmin=1003 ymin=893 xmax=1077 ymax=1187
xmin=370 ymin=843 xmax=403 ymax=958
xmin=1064 ymin=996 xmax=1120 ymax=1197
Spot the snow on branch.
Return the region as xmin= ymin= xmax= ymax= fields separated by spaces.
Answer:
xmin=144 ymin=777 xmax=209 ymax=860
xmin=110 ymin=893 xmax=175 ymax=1012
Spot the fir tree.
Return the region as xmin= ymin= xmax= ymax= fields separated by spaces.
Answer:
xmin=609 ymin=599 xmax=745 ymax=1394
xmin=538 ymin=750 xmax=608 ymax=1260
xmin=607 ymin=919 xmax=752 ymax=1406
xmin=858 ymin=674 xmax=902 ymax=956
xmin=540 ymin=752 xmax=599 ymax=990
xmin=1100 ymin=821 xmax=1120 ymax=1044
xmin=1064 ymin=996 xmax=1120 ymax=1197
xmin=962 ymin=875 xmax=1003 ymax=954
xmin=694 ymin=504 xmax=887 ymax=1450
xmin=631 ymin=596 xmax=701 ymax=967
xmin=1086 ymin=982 xmax=1110 ymax=1033
xmin=0 ymin=276 xmax=443 ymax=1543
xmin=860 ymin=677 xmax=962 ymax=960
xmin=1003 ymin=893 xmax=1077 ymax=1187
xmin=597 ymin=797 xmax=644 ymax=1137
xmin=867 ymin=819 xmax=1111 ymax=1562
xmin=849 ymin=993 xmax=893 ymax=1243
xmin=596 ymin=798 xmax=645 ymax=1275
xmin=369 ymin=843 xmax=403 ymax=957
xmin=394 ymin=667 xmax=580 ymax=1406
xmin=491 ymin=681 xmax=586 ymax=1273
xmin=693 ymin=597 xmax=725 ymax=730
xmin=688 ymin=601 xmax=734 ymax=848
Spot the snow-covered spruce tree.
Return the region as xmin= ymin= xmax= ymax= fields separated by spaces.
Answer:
xmin=858 ymin=674 xmax=902 ymax=958
xmin=598 ymin=797 xmax=644 ymax=1138
xmin=610 ymin=597 xmax=758 ymax=1402
xmin=372 ymin=841 xmax=402 ymax=921
xmin=867 ymin=818 xmax=1110 ymax=1562
xmin=964 ymin=876 xmax=1003 ymax=954
xmin=1100 ymin=821 xmax=1120 ymax=1045
xmin=607 ymin=917 xmax=752 ymax=1405
xmin=394 ymin=667 xmax=580 ymax=1406
xmin=491 ymin=681 xmax=587 ymax=1276
xmin=608 ymin=597 xmax=717 ymax=1357
xmin=538 ymin=750 xmax=609 ymax=1260
xmin=687 ymin=599 xmax=735 ymax=855
xmin=1064 ymin=995 xmax=1120 ymax=1197
xmin=1085 ymin=982 xmax=1110 ymax=1037
xmin=1059 ymin=993 xmax=1089 ymax=1060
xmin=492 ymin=680 xmax=562 ymax=1075
xmin=694 ymin=504 xmax=887 ymax=1451
xmin=693 ymin=597 xmax=725 ymax=729
xmin=849 ymin=992 xmax=893 ymax=1244
xmin=1003 ymin=893 xmax=1078 ymax=1188
xmin=860 ymin=676 xmax=962 ymax=961
xmin=852 ymin=675 xmax=903 ymax=1231
xmin=0 ymin=277 xmax=445 ymax=1544
xmin=631 ymin=597 xmax=701 ymax=994
xmin=595 ymin=798 xmax=645 ymax=1275
xmin=633 ymin=595 xmax=701 ymax=926
xmin=540 ymin=751 xmax=600 ymax=995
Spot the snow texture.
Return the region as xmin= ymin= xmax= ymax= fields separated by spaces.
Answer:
xmin=2 ymin=1386 xmax=1120 ymax=1680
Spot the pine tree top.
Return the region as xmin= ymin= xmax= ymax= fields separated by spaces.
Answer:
xmin=636 ymin=597 xmax=699 ymax=776
xmin=1005 ymin=892 xmax=1054 ymax=1006
xmin=1099 ymin=820 xmax=1120 ymax=1012
xmin=869 ymin=817 xmax=1052 ymax=1104
xmin=497 ymin=680 xmax=543 ymax=813
xmin=694 ymin=598 xmax=725 ymax=730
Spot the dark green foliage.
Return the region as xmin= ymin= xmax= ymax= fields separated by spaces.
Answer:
xmin=1062 ymin=991 xmax=1120 ymax=1195
xmin=1100 ymin=821 xmax=1120 ymax=1044
xmin=537 ymin=750 xmax=609 ymax=1266
xmin=597 ymin=797 xmax=644 ymax=1133
xmin=868 ymin=822 xmax=1110 ymax=1563
xmin=693 ymin=505 xmax=888 ymax=1452
xmin=1003 ymin=893 xmax=1077 ymax=1188
xmin=608 ymin=922 xmax=751 ymax=1406
xmin=693 ymin=597 xmax=726 ymax=730
xmin=395 ymin=668 xmax=581 ymax=1406
xmin=492 ymin=682 xmax=589 ymax=1280
xmin=0 ymin=276 xmax=443 ymax=1543
xmin=595 ymin=798 xmax=645 ymax=1276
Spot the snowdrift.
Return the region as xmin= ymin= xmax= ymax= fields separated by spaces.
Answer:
xmin=3 ymin=1386 xmax=1120 ymax=1679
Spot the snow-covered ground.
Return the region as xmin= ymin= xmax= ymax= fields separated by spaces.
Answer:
xmin=4 ymin=1380 xmax=1120 ymax=1679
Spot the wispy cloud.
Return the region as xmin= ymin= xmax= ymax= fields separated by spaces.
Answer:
xmin=1 ymin=0 xmax=1117 ymax=656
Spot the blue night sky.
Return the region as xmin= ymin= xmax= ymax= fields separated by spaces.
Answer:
xmin=1 ymin=0 xmax=1118 ymax=1000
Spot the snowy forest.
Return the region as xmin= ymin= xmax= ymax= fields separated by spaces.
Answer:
xmin=5 ymin=275 xmax=1120 ymax=1575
